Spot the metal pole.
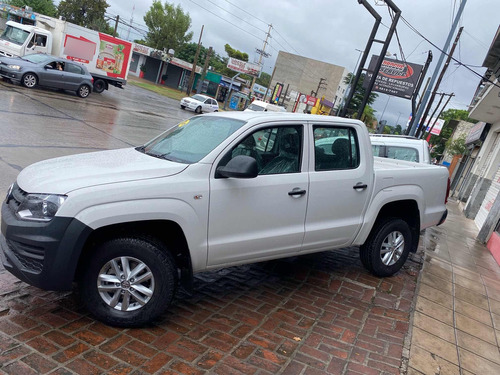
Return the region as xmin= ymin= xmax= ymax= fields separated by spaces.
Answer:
xmin=423 ymin=93 xmax=454 ymax=139
xmin=421 ymin=92 xmax=445 ymax=138
xmin=357 ymin=0 xmax=401 ymax=120
xmin=340 ymin=0 xmax=381 ymax=117
xmin=251 ymin=24 xmax=272 ymax=97
xmin=409 ymin=0 xmax=467 ymax=135
xmin=415 ymin=27 xmax=463 ymax=138
xmin=186 ymin=25 xmax=204 ymax=95
xmin=406 ymin=51 xmax=432 ymax=135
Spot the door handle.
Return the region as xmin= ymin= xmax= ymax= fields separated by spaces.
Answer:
xmin=353 ymin=183 xmax=368 ymax=190
xmin=288 ymin=188 xmax=307 ymax=196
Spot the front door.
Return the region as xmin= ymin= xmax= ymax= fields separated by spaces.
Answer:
xmin=302 ymin=124 xmax=373 ymax=251
xmin=208 ymin=124 xmax=308 ymax=266
xmin=38 ymin=60 xmax=64 ymax=88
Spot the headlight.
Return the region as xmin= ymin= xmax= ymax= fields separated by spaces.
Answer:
xmin=5 ymin=183 xmax=13 ymax=203
xmin=7 ymin=64 xmax=21 ymax=70
xmin=17 ymin=194 xmax=67 ymax=221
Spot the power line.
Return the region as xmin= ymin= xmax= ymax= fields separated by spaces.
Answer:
xmin=204 ymin=0 xmax=268 ymax=35
xmin=400 ymin=15 xmax=500 ymax=89
xmin=222 ymin=0 xmax=268 ymax=26
xmin=185 ymin=0 xmax=263 ymax=43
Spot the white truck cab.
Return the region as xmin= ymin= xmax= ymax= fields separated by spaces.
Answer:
xmin=1 ymin=113 xmax=449 ymax=326
xmin=0 ymin=21 xmax=52 ymax=57
xmin=370 ymin=134 xmax=431 ymax=164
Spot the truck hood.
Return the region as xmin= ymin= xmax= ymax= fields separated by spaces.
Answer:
xmin=17 ymin=148 xmax=188 ymax=194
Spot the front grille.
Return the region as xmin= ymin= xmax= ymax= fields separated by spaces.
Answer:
xmin=7 ymin=182 xmax=27 ymax=213
xmin=7 ymin=239 xmax=44 ymax=273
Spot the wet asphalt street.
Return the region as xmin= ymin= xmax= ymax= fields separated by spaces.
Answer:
xmin=0 ymin=78 xmax=191 ymax=198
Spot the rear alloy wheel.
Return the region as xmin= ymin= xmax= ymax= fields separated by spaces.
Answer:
xmin=359 ymin=218 xmax=412 ymax=277
xmin=195 ymin=106 xmax=202 ymax=114
xmin=22 ymin=73 xmax=37 ymax=88
xmin=80 ymin=237 xmax=177 ymax=327
xmin=77 ymin=84 xmax=91 ymax=98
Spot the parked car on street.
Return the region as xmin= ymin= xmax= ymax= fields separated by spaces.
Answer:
xmin=1 ymin=113 xmax=449 ymax=326
xmin=180 ymin=94 xmax=219 ymax=113
xmin=0 ymin=53 xmax=93 ymax=98
xmin=370 ymin=134 xmax=431 ymax=164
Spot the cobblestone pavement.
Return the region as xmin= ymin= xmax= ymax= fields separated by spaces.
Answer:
xmin=0 ymin=244 xmax=422 ymax=374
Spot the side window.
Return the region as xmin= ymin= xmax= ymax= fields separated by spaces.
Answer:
xmin=386 ymin=146 xmax=419 ymax=162
xmin=371 ymin=144 xmax=384 ymax=157
xmin=65 ymin=63 xmax=83 ymax=74
xmin=314 ymin=126 xmax=359 ymax=171
xmin=219 ymin=126 xmax=302 ymax=175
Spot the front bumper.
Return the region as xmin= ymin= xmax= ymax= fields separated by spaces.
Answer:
xmin=0 ymin=66 xmax=22 ymax=82
xmin=1 ymin=201 xmax=92 ymax=291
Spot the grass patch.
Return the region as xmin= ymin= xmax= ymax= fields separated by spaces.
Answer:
xmin=129 ymin=81 xmax=186 ymax=101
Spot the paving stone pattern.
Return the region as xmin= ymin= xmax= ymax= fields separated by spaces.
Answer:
xmin=0 ymin=245 xmax=422 ymax=374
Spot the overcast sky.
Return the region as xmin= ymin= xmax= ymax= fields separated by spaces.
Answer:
xmin=102 ymin=0 xmax=497 ymax=128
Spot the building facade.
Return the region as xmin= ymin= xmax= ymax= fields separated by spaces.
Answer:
xmin=269 ymin=51 xmax=349 ymax=112
xmin=460 ymin=26 xmax=500 ymax=259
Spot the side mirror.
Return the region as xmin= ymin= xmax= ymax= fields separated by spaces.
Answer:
xmin=216 ymin=155 xmax=258 ymax=179
xmin=44 ymin=64 xmax=53 ymax=70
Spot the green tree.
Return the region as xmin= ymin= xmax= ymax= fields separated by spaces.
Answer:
xmin=7 ymin=0 xmax=56 ymax=17
xmin=429 ymin=109 xmax=477 ymax=159
xmin=342 ymin=73 xmax=378 ymax=117
xmin=256 ymin=72 xmax=271 ymax=88
xmin=224 ymin=44 xmax=248 ymax=61
xmin=393 ymin=124 xmax=402 ymax=135
xmin=445 ymin=134 xmax=467 ymax=156
xmin=144 ymin=1 xmax=193 ymax=51
xmin=57 ymin=0 xmax=109 ymax=31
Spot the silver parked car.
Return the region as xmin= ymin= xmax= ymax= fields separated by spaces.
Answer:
xmin=0 ymin=53 xmax=93 ymax=98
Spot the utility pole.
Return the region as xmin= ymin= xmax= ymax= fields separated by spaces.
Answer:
xmin=251 ymin=24 xmax=272 ymax=96
xmin=313 ymin=78 xmax=327 ymax=97
xmin=409 ymin=0 xmax=467 ymax=135
xmin=415 ymin=27 xmax=463 ymax=138
xmin=196 ymin=46 xmax=213 ymax=94
xmin=186 ymin=25 xmax=204 ymax=95
xmin=405 ymin=51 xmax=432 ymax=135
xmin=423 ymin=93 xmax=454 ymax=140
xmin=114 ymin=15 xmax=120 ymax=36
xmin=263 ymin=66 xmax=276 ymax=102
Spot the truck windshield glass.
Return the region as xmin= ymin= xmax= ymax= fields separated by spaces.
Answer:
xmin=1 ymin=26 xmax=30 ymax=45
xmin=142 ymin=116 xmax=246 ymax=164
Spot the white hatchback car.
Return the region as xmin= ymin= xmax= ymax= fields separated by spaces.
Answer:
xmin=180 ymin=94 xmax=219 ymax=113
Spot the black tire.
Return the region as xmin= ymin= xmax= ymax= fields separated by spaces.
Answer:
xmin=180 ymin=105 xmax=186 ymax=109
xmin=79 ymin=237 xmax=177 ymax=327
xmin=22 ymin=73 xmax=37 ymax=88
xmin=93 ymin=79 xmax=106 ymax=93
xmin=195 ymin=106 xmax=202 ymax=114
xmin=77 ymin=84 xmax=91 ymax=98
xmin=359 ymin=218 xmax=412 ymax=277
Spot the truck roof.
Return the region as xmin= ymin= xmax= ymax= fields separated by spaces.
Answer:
xmin=6 ymin=20 xmax=48 ymax=34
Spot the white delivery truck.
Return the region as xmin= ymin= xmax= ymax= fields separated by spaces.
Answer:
xmin=0 ymin=15 xmax=133 ymax=93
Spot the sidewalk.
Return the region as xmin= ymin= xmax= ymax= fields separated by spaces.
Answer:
xmin=407 ymin=199 xmax=500 ymax=374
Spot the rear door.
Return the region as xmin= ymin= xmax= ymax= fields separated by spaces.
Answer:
xmin=302 ymin=123 xmax=373 ymax=251
xmin=61 ymin=62 xmax=85 ymax=90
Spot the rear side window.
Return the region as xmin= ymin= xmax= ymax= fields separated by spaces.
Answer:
xmin=314 ymin=126 xmax=360 ymax=171
xmin=386 ymin=146 xmax=419 ymax=162
xmin=65 ymin=63 xmax=84 ymax=75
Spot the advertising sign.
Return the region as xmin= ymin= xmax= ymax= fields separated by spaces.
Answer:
xmin=227 ymin=57 xmax=261 ymax=77
xmin=271 ymin=83 xmax=284 ymax=104
xmin=364 ymin=56 xmax=423 ymax=99
xmin=423 ymin=117 xmax=445 ymax=136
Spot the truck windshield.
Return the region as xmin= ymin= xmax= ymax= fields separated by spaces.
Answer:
xmin=0 ymin=25 xmax=30 ymax=46
xmin=140 ymin=116 xmax=246 ymax=164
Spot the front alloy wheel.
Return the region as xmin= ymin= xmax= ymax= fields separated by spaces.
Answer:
xmin=77 ymin=84 xmax=90 ymax=98
xmin=80 ymin=237 xmax=177 ymax=327
xmin=98 ymin=256 xmax=155 ymax=312
xmin=22 ymin=73 xmax=37 ymax=88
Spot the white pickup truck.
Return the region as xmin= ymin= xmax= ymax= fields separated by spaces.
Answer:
xmin=1 ymin=113 xmax=449 ymax=326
